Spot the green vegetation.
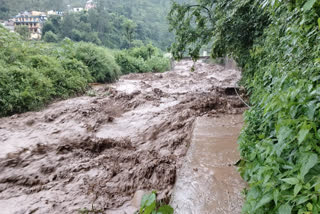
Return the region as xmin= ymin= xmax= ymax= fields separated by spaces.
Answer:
xmin=168 ymin=0 xmax=268 ymax=64
xmin=0 ymin=0 xmax=189 ymax=50
xmin=0 ymin=0 xmax=62 ymax=19
xmin=0 ymin=26 xmax=90 ymax=116
xmin=115 ymin=44 xmax=171 ymax=74
xmin=138 ymin=191 xmax=174 ymax=214
xmin=73 ymin=42 xmax=120 ymax=83
xmin=43 ymin=31 xmax=59 ymax=43
xmin=14 ymin=25 xmax=30 ymax=40
xmin=169 ymin=0 xmax=320 ymax=213
xmin=0 ymin=26 xmax=169 ymax=117
xmin=41 ymin=2 xmax=173 ymax=50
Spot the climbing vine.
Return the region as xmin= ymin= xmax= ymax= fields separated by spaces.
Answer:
xmin=238 ymin=0 xmax=320 ymax=213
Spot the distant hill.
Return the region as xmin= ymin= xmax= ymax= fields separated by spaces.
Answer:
xmin=0 ymin=0 xmax=190 ymax=50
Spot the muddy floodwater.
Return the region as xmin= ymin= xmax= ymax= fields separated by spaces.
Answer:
xmin=0 ymin=59 xmax=246 ymax=213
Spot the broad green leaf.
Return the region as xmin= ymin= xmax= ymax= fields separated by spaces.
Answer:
xmin=144 ymin=201 xmax=156 ymax=214
xmin=294 ymin=184 xmax=302 ymax=197
xmin=297 ymin=196 xmax=309 ymax=205
xmin=306 ymin=102 xmax=316 ymax=120
xmin=318 ymin=18 xmax=320 ymax=30
xmin=277 ymin=126 xmax=292 ymax=144
xmin=281 ymin=178 xmax=299 ymax=185
xmin=278 ymin=204 xmax=292 ymax=214
xmin=140 ymin=193 xmax=156 ymax=214
xmin=303 ymin=0 xmax=317 ymax=11
xmin=157 ymin=205 xmax=174 ymax=214
xmin=274 ymin=189 xmax=279 ymax=206
xmin=307 ymin=203 xmax=313 ymax=211
xmin=140 ymin=195 xmax=149 ymax=212
xmin=301 ymin=154 xmax=318 ymax=178
xmin=298 ymin=127 xmax=310 ymax=145
xmin=255 ymin=193 xmax=273 ymax=210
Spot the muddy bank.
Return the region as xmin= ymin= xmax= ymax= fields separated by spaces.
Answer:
xmin=0 ymin=60 xmax=246 ymax=213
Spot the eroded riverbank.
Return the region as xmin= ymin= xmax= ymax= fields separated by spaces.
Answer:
xmin=0 ymin=60 xmax=246 ymax=213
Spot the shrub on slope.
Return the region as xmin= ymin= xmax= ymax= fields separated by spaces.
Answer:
xmin=115 ymin=44 xmax=170 ymax=74
xmin=237 ymin=1 xmax=320 ymax=213
xmin=0 ymin=27 xmax=119 ymax=116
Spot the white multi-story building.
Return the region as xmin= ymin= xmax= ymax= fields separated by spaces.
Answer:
xmin=13 ymin=11 xmax=47 ymax=39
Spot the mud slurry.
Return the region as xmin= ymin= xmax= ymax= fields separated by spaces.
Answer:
xmin=0 ymin=60 xmax=246 ymax=214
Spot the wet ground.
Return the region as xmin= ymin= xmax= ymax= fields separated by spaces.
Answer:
xmin=171 ymin=115 xmax=246 ymax=214
xmin=0 ymin=59 xmax=246 ymax=214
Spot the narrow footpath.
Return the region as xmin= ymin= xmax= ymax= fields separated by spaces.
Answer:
xmin=171 ymin=115 xmax=246 ymax=214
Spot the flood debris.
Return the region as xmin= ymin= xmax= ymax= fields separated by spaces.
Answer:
xmin=0 ymin=59 xmax=246 ymax=213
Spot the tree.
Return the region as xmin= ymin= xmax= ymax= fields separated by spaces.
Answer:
xmin=42 ymin=21 xmax=56 ymax=36
xmin=15 ymin=25 xmax=30 ymax=40
xmin=122 ymin=19 xmax=137 ymax=48
xmin=0 ymin=0 xmax=10 ymax=20
xmin=168 ymin=0 xmax=269 ymax=65
xmin=60 ymin=13 xmax=74 ymax=38
xmin=71 ymin=29 xmax=82 ymax=41
xmin=43 ymin=31 xmax=58 ymax=42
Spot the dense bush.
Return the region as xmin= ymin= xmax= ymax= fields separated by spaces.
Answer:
xmin=115 ymin=53 xmax=150 ymax=74
xmin=0 ymin=26 xmax=171 ymax=116
xmin=115 ymin=44 xmax=170 ymax=74
xmin=73 ymin=42 xmax=121 ymax=83
xmin=238 ymin=1 xmax=320 ymax=213
xmin=0 ymin=65 xmax=53 ymax=115
xmin=43 ymin=31 xmax=59 ymax=43
xmin=0 ymin=26 xmax=120 ymax=116
xmin=129 ymin=44 xmax=157 ymax=60
xmin=146 ymin=56 xmax=171 ymax=73
xmin=29 ymin=55 xmax=89 ymax=97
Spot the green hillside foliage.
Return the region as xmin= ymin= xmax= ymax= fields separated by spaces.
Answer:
xmin=0 ymin=0 xmax=64 ymax=19
xmin=0 ymin=26 xmax=169 ymax=117
xmin=41 ymin=0 xmax=174 ymax=50
xmin=0 ymin=0 xmax=88 ymax=19
xmin=0 ymin=0 xmax=183 ymax=50
xmin=0 ymin=26 xmax=90 ymax=116
xmin=169 ymin=0 xmax=320 ymax=213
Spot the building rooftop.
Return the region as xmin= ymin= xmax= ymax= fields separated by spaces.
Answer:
xmin=15 ymin=11 xmax=47 ymax=18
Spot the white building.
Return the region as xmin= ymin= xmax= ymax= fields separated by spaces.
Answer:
xmin=47 ymin=10 xmax=63 ymax=16
xmin=72 ymin=7 xmax=84 ymax=13
xmin=13 ymin=11 xmax=47 ymax=39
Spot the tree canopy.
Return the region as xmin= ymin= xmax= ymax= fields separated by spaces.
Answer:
xmin=0 ymin=0 xmax=187 ymax=50
xmin=168 ymin=0 xmax=269 ymax=64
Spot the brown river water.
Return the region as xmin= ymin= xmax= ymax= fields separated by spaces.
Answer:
xmin=0 ymin=59 xmax=246 ymax=213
